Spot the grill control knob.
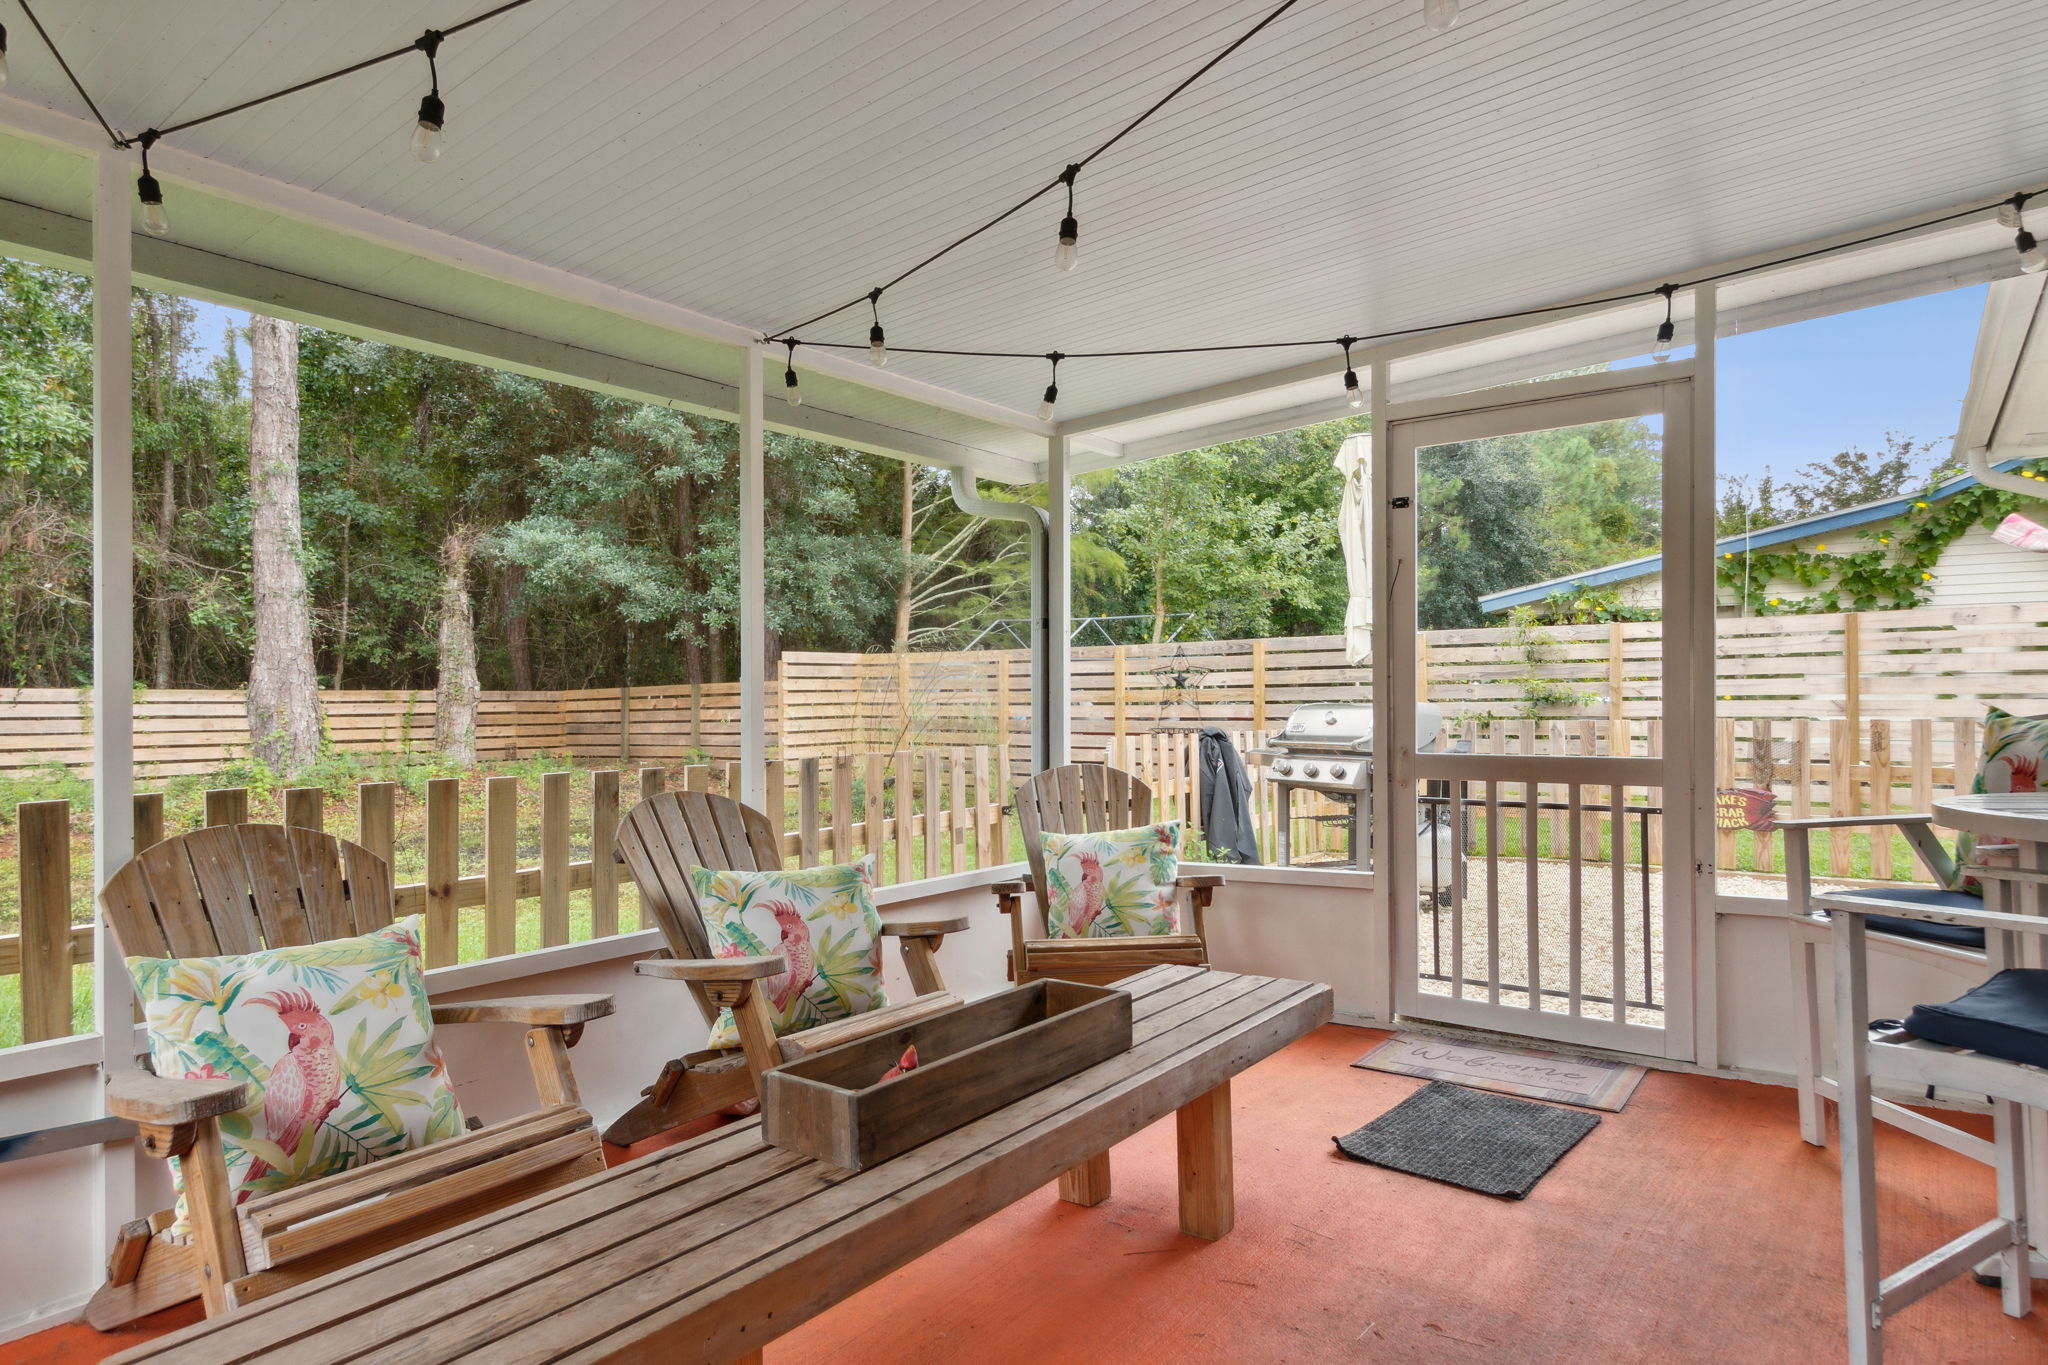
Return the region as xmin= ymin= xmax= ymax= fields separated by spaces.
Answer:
xmin=1303 ymin=763 xmax=1321 ymax=778
xmin=1273 ymin=760 xmax=1293 ymax=776
xmin=1329 ymin=764 xmax=1348 ymax=781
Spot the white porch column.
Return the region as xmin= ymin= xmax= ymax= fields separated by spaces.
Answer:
xmin=91 ymin=150 xmax=138 ymax=1245
xmin=1043 ymin=434 xmax=1072 ymax=767
xmin=739 ymin=343 xmax=767 ymax=807
xmin=1684 ymin=283 xmax=1720 ymax=1070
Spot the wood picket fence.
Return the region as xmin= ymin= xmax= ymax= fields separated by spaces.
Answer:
xmin=8 ymin=731 xmax=1360 ymax=1048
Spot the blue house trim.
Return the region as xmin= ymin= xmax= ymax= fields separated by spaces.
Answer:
xmin=1476 ymin=458 xmax=2027 ymax=615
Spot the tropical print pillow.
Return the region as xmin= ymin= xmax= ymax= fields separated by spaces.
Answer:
xmin=693 ymin=856 xmax=888 ymax=1051
xmin=1042 ymin=821 xmax=1181 ymax=939
xmin=128 ymin=915 xmax=465 ymax=1235
xmin=1951 ymin=707 xmax=2048 ymax=893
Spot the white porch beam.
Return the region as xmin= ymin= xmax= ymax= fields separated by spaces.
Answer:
xmin=739 ymin=344 xmax=767 ymax=809
xmin=0 ymin=195 xmax=1039 ymax=486
xmin=89 ymin=149 xmax=138 ymax=1260
xmin=0 ymin=97 xmax=1050 ymax=446
xmin=1044 ymin=434 xmax=1073 ymax=767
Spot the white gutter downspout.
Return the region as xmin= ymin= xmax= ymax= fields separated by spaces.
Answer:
xmin=1967 ymin=445 xmax=2046 ymax=498
xmin=948 ymin=469 xmax=1051 ymax=772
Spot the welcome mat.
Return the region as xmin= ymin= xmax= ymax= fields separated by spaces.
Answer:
xmin=1352 ymin=1033 xmax=1645 ymax=1112
xmin=1334 ymin=1082 xmax=1600 ymax=1199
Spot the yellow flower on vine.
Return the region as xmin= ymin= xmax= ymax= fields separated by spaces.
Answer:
xmin=1915 ymin=501 xmax=1929 ymax=508
xmin=1768 ymin=597 xmax=1781 ymax=606
xmin=1922 ymin=571 xmax=1933 ymax=580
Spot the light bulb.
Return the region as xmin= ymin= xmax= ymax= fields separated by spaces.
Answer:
xmin=1344 ymin=369 xmax=1363 ymax=409
xmin=412 ymin=93 xmax=445 ymax=163
xmin=1423 ymin=0 xmax=1460 ymax=32
xmin=137 ymin=173 xmax=169 ymax=237
xmin=1653 ymin=320 xmax=1676 ymax=359
xmin=869 ymin=324 xmax=887 ymax=366
xmin=1055 ymin=215 xmax=1079 ymax=272
xmin=2020 ymin=230 xmax=2048 ymax=275
xmin=1039 ymin=384 xmax=1058 ymax=421
xmin=785 ymin=367 xmax=802 ymax=407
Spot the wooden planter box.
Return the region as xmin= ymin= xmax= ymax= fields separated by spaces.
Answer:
xmin=760 ymin=980 xmax=1134 ymax=1171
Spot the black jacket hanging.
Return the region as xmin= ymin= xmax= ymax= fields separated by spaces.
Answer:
xmin=1197 ymin=727 xmax=1262 ymax=864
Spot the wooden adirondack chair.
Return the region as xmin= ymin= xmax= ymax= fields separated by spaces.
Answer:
xmin=88 ymin=824 xmax=614 ymax=1329
xmin=603 ymin=789 xmax=970 ymax=1147
xmin=993 ymin=763 xmax=1223 ymax=986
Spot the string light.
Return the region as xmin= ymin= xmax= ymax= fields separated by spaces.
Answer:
xmin=1652 ymin=284 xmax=1676 ymax=359
xmin=2009 ymin=194 xmax=2047 ymax=275
xmin=867 ymin=289 xmax=887 ymax=367
xmin=1339 ymin=336 xmax=1362 ymax=408
xmin=135 ymin=130 xmax=169 ymax=237
xmin=1038 ymin=353 xmax=1064 ymax=420
xmin=1055 ymin=165 xmax=1081 ymax=272
xmin=1422 ymin=0 xmax=1461 ymax=32
xmin=783 ymin=340 xmax=803 ymax=407
xmin=411 ymin=30 xmax=446 ymax=163
xmin=0 ymin=24 xmax=11 ymax=90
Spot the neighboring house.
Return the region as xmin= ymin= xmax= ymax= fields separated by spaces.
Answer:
xmin=1476 ymin=457 xmax=2048 ymax=617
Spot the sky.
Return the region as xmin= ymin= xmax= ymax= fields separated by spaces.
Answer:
xmin=1625 ymin=283 xmax=1987 ymax=485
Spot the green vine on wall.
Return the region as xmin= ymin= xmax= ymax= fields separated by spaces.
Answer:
xmin=1716 ymin=462 xmax=2048 ymax=615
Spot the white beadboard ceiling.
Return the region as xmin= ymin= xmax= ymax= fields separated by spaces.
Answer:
xmin=2 ymin=0 xmax=2047 ymax=462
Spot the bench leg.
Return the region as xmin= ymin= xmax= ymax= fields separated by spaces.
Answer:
xmin=1057 ymin=1151 xmax=1111 ymax=1207
xmin=1177 ymin=1080 xmax=1234 ymax=1241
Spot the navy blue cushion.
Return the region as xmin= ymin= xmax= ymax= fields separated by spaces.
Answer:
xmin=1905 ymin=969 xmax=2048 ymax=1068
xmin=1829 ymin=887 xmax=1987 ymax=950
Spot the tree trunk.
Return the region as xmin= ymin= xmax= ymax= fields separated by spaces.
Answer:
xmin=894 ymin=461 xmax=915 ymax=650
xmin=246 ymin=314 xmax=324 ymax=775
xmin=501 ymin=561 xmax=534 ymax=690
xmin=1152 ymin=561 xmax=1168 ymax=644
xmin=435 ymin=528 xmax=482 ymax=765
xmin=432 ymin=527 xmax=479 ymax=769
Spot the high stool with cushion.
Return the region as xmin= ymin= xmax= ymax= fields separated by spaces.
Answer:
xmin=1825 ymin=869 xmax=2045 ymax=1363
xmin=1782 ymin=813 xmax=1993 ymax=1160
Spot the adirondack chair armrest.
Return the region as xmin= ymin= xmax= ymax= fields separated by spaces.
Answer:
xmin=635 ymin=954 xmax=785 ymax=982
xmin=880 ymin=916 xmax=971 ymax=939
xmin=431 ymin=994 xmax=616 ymax=1028
xmin=105 ymin=1071 xmax=248 ymax=1148
xmin=990 ymin=881 xmax=1030 ymax=903
xmin=1176 ymin=874 xmax=1226 ymax=889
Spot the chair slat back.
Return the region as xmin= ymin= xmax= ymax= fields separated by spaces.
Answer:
xmin=615 ymin=790 xmax=785 ymax=962
xmin=1015 ymin=764 xmax=1152 ymax=930
xmin=100 ymin=825 xmax=394 ymax=966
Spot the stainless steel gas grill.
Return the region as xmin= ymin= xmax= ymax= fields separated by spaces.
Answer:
xmin=1252 ymin=702 xmax=1452 ymax=870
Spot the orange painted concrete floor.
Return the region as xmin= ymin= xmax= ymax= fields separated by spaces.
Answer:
xmin=20 ymin=1023 xmax=2048 ymax=1364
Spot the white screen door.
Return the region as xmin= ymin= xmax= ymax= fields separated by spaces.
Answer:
xmin=1380 ymin=369 xmax=1703 ymax=1059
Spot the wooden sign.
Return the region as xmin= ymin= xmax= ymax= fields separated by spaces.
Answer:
xmin=1715 ymin=787 xmax=1778 ymax=833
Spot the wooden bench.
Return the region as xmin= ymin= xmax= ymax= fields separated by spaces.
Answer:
xmin=111 ymin=965 xmax=1332 ymax=1364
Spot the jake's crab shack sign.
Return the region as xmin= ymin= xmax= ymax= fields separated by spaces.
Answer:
xmin=1716 ymin=787 xmax=1778 ymax=833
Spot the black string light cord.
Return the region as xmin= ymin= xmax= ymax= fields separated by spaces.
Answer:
xmin=764 ymin=0 xmax=1309 ymax=342
xmin=15 ymin=0 xmax=538 ymax=149
xmin=13 ymin=0 xmax=2034 ymax=402
xmin=778 ymin=195 xmax=2011 ymax=383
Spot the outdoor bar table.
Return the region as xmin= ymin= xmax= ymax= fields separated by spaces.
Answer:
xmin=1930 ymin=792 xmax=2048 ymax=1283
xmin=110 ymin=965 xmax=1332 ymax=1364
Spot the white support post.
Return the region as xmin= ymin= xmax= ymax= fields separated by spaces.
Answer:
xmin=91 ymin=150 xmax=139 ymax=1251
xmin=739 ymin=343 xmax=767 ymax=809
xmin=1044 ymin=434 xmax=1073 ymax=767
xmin=1684 ymin=283 xmax=1719 ymax=1068
xmin=1364 ymin=359 xmax=1395 ymax=1023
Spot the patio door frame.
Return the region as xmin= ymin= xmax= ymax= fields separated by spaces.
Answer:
xmin=1374 ymin=364 xmax=1709 ymax=1062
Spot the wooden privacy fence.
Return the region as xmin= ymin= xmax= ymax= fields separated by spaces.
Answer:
xmin=4 ymin=601 xmax=2044 ymax=777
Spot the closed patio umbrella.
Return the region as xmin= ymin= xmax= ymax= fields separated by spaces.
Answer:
xmin=1335 ymin=433 xmax=1371 ymax=666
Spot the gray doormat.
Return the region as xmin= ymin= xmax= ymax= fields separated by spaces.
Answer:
xmin=1333 ymin=1081 xmax=1600 ymax=1199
